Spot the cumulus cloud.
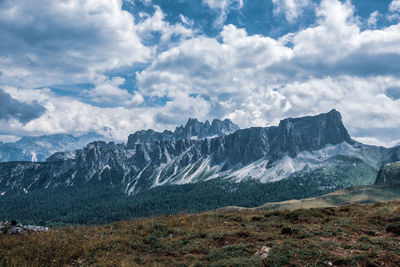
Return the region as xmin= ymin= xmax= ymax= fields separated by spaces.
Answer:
xmin=154 ymin=93 xmax=211 ymax=126
xmin=0 ymin=88 xmax=46 ymax=124
xmin=136 ymin=6 xmax=194 ymax=46
xmin=135 ymin=0 xmax=400 ymax=146
xmin=272 ymin=0 xmax=312 ymax=23
xmin=0 ymin=0 xmax=152 ymax=88
xmin=0 ymin=0 xmax=194 ymax=88
xmin=0 ymin=86 xmax=155 ymax=140
xmin=367 ymin=11 xmax=379 ymax=28
xmin=83 ymin=76 xmax=144 ymax=107
xmin=0 ymin=86 xmax=211 ymax=141
xmin=390 ymin=0 xmax=400 ymax=13
xmin=137 ymin=24 xmax=292 ymax=98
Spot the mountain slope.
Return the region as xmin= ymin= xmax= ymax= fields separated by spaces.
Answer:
xmin=1 ymin=109 xmax=399 ymax=196
xmin=1 ymin=110 xmax=400 ymax=225
xmin=220 ymin=161 xmax=400 ymax=212
xmin=1 ymin=109 xmax=385 ymax=196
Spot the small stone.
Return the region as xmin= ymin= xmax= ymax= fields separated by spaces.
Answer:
xmin=7 ymin=226 xmax=26 ymax=235
xmin=255 ymin=246 xmax=271 ymax=259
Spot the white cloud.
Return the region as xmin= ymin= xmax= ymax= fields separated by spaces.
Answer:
xmin=0 ymin=0 xmax=152 ymax=88
xmin=83 ymin=76 xmax=144 ymax=107
xmin=203 ymin=0 xmax=243 ymax=10
xmin=154 ymin=93 xmax=211 ymax=126
xmin=1 ymin=86 xmax=155 ymax=141
xmin=0 ymin=85 xmax=212 ymax=142
xmin=137 ymin=24 xmax=293 ymax=98
xmin=353 ymin=137 xmax=400 ymax=148
xmin=292 ymin=0 xmax=358 ymax=62
xmin=0 ymin=0 xmax=194 ymax=89
xmin=272 ymin=0 xmax=312 ymax=23
xmin=390 ymin=0 xmax=400 ymax=13
xmin=367 ymin=11 xmax=379 ymax=28
xmin=136 ymin=6 xmax=194 ymax=45
xmin=202 ymin=0 xmax=243 ymax=26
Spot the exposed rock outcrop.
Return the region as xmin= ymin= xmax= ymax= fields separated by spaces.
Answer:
xmin=375 ymin=162 xmax=400 ymax=184
xmin=0 ymin=222 xmax=48 ymax=235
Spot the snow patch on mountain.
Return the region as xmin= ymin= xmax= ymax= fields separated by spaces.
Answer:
xmin=31 ymin=152 xmax=37 ymax=162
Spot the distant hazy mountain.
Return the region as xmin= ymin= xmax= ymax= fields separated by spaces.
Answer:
xmin=0 ymin=132 xmax=110 ymax=162
xmin=1 ymin=110 xmax=400 ymax=224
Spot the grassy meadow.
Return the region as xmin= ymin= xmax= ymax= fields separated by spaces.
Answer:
xmin=1 ymin=201 xmax=400 ymax=266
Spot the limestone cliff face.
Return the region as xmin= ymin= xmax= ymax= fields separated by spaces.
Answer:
xmin=266 ymin=109 xmax=353 ymax=163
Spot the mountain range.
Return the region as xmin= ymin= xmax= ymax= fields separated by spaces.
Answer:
xmin=1 ymin=110 xmax=400 ymax=225
xmin=0 ymin=132 xmax=110 ymax=162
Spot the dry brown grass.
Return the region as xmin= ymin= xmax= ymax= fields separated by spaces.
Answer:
xmin=1 ymin=201 xmax=400 ymax=266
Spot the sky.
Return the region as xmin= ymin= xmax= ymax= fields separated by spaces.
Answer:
xmin=0 ymin=0 xmax=400 ymax=147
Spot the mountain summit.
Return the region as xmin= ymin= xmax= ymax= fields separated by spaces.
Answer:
xmin=127 ymin=118 xmax=239 ymax=148
xmin=1 ymin=110 xmax=399 ymax=198
xmin=268 ymin=109 xmax=352 ymax=161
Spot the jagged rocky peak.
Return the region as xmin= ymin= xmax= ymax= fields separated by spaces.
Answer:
xmin=174 ymin=118 xmax=207 ymax=139
xmin=126 ymin=129 xmax=174 ymax=145
xmin=211 ymin=118 xmax=240 ymax=135
xmin=46 ymin=141 xmax=126 ymax=162
xmin=127 ymin=118 xmax=239 ymax=148
xmin=174 ymin=118 xmax=240 ymax=140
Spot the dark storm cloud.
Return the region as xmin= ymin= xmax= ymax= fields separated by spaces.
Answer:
xmin=0 ymin=88 xmax=46 ymax=124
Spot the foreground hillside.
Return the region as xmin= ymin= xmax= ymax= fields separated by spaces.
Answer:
xmin=227 ymin=183 xmax=400 ymax=212
xmin=2 ymin=202 xmax=400 ymax=266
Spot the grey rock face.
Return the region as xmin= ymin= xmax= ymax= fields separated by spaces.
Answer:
xmin=266 ymin=109 xmax=353 ymax=164
xmin=127 ymin=118 xmax=239 ymax=148
xmin=0 ymin=110 xmax=397 ymax=196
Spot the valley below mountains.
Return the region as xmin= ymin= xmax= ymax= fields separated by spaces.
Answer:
xmin=1 ymin=110 xmax=400 ymax=225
